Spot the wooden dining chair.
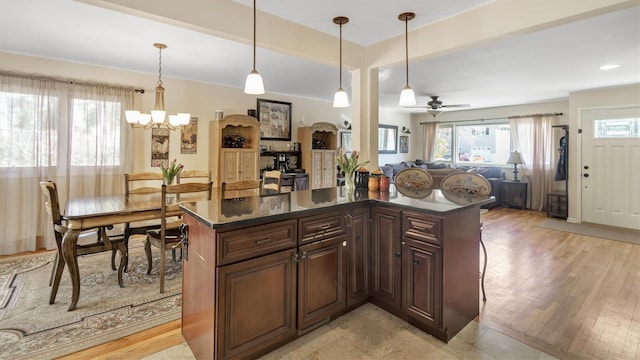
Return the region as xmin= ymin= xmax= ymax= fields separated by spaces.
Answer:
xmin=441 ymin=172 xmax=491 ymax=301
xmin=221 ymin=180 xmax=261 ymax=199
xmin=40 ymin=181 xmax=127 ymax=305
xmin=177 ymin=170 xmax=211 ymax=184
xmin=262 ymin=170 xmax=282 ymax=195
xmin=115 ymin=172 xmax=164 ymax=270
xmin=145 ymin=182 xmax=212 ymax=293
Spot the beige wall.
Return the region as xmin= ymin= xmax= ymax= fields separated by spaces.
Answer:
xmin=0 ymin=51 xmax=351 ymax=174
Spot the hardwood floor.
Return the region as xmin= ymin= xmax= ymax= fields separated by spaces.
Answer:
xmin=49 ymin=208 xmax=640 ymax=358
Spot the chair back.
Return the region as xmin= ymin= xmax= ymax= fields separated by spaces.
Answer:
xmin=40 ymin=181 xmax=64 ymax=236
xmin=262 ymin=170 xmax=282 ymax=194
xmin=221 ymin=180 xmax=261 ymax=199
xmin=125 ymin=172 xmax=164 ymax=196
xmin=160 ymin=182 xmax=213 ymax=227
xmin=177 ymin=170 xmax=211 ymax=184
xmin=441 ymin=172 xmax=492 ymax=196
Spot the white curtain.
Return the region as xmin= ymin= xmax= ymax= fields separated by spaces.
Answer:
xmin=509 ymin=115 xmax=554 ymax=210
xmin=422 ymin=122 xmax=438 ymax=161
xmin=0 ymin=72 xmax=134 ymax=255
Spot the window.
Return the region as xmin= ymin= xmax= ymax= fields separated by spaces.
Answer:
xmin=0 ymin=80 xmax=127 ymax=171
xmin=71 ymin=98 xmax=122 ymax=167
xmin=594 ymin=118 xmax=639 ymax=138
xmin=433 ymin=121 xmax=512 ymax=165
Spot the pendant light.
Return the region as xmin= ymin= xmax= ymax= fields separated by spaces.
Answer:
xmin=125 ymin=43 xmax=190 ymax=129
xmin=398 ymin=12 xmax=416 ymax=107
xmin=244 ymin=0 xmax=265 ymax=95
xmin=332 ymin=16 xmax=349 ymax=108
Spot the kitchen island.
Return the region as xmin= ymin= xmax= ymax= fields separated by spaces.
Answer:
xmin=179 ymin=186 xmax=493 ymax=359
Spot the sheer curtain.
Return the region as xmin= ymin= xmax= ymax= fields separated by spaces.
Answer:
xmin=422 ymin=122 xmax=438 ymax=161
xmin=509 ymin=115 xmax=554 ymax=210
xmin=0 ymin=72 xmax=134 ymax=255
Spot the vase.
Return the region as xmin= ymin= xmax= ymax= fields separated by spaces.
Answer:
xmin=164 ymin=176 xmax=174 ymax=185
xmin=344 ymin=171 xmax=355 ymax=192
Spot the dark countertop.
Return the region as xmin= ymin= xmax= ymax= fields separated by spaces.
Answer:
xmin=180 ymin=185 xmax=495 ymax=229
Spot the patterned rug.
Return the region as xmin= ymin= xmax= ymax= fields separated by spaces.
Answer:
xmin=0 ymin=238 xmax=182 ymax=360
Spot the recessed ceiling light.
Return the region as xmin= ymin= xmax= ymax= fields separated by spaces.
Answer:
xmin=600 ymin=64 xmax=620 ymax=70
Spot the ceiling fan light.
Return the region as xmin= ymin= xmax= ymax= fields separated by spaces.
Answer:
xmin=427 ymin=109 xmax=444 ymax=118
xmin=333 ymin=88 xmax=349 ymax=108
xmin=244 ymin=70 xmax=265 ymax=95
xmin=399 ymin=86 xmax=416 ymax=107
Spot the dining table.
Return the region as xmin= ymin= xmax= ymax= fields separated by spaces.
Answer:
xmin=60 ymin=192 xmax=201 ymax=311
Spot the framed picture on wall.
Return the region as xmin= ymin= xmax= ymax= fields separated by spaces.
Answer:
xmin=399 ymin=135 xmax=409 ymax=153
xmin=257 ymin=98 xmax=292 ymax=140
xmin=180 ymin=117 xmax=198 ymax=154
xmin=151 ymin=127 xmax=169 ymax=167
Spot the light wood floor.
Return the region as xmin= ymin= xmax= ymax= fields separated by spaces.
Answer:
xmin=48 ymin=208 xmax=640 ymax=359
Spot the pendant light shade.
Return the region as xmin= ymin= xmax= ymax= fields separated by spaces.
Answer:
xmin=125 ymin=43 xmax=190 ymax=130
xmin=244 ymin=0 xmax=265 ymax=95
xmin=332 ymin=16 xmax=349 ymax=108
xmin=398 ymin=12 xmax=416 ymax=107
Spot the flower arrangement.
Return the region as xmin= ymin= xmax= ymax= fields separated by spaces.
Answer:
xmin=336 ymin=148 xmax=369 ymax=189
xmin=162 ymin=159 xmax=184 ymax=185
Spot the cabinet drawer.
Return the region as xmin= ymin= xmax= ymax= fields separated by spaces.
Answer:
xmin=218 ymin=219 xmax=297 ymax=265
xmin=402 ymin=211 xmax=442 ymax=245
xmin=299 ymin=212 xmax=346 ymax=244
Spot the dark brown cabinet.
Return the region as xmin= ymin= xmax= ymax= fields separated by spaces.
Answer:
xmin=297 ymin=236 xmax=345 ymax=331
xmin=371 ymin=206 xmax=402 ymax=311
xmin=217 ymin=249 xmax=297 ymax=359
xmin=402 ymin=238 xmax=442 ymax=331
xmin=346 ymin=205 xmax=370 ymax=307
xmin=501 ymin=180 xmax=527 ymax=209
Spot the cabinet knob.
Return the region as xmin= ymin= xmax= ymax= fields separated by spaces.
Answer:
xmin=413 ymin=259 xmax=420 ymax=265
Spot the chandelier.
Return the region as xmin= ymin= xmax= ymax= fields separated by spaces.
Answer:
xmin=126 ymin=43 xmax=190 ymax=130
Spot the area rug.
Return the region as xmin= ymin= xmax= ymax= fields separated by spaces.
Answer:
xmin=0 ymin=238 xmax=182 ymax=360
xmin=537 ymin=218 xmax=640 ymax=245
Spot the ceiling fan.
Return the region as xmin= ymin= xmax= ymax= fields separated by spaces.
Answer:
xmin=407 ymin=96 xmax=470 ymax=118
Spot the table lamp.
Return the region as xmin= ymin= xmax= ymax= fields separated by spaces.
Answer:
xmin=507 ymin=151 xmax=524 ymax=182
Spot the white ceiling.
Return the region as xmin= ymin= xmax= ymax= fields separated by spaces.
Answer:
xmin=0 ymin=0 xmax=638 ymax=113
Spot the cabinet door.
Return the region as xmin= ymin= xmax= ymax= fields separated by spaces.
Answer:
xmin=221 ymin=149 xmax=240 ymax=183
xmin=321 ymin=150 xmax=336 ymax=188
xmin=371 ymin=206 xmax=402 ymax=310
xmin=298 ymin=236 xmax=346 ymax=331
xmin=217 ymin=249 xmax=297 ymax=359
xmin=311 ymin=151 xmax=324 ymax=189
xmin=346 ymin=205 xmax=370 ymax=307
xmin=403 ymin=238 xmax=442 ymax=330
xmin=241 ymin=150 xmax=258 ymax=181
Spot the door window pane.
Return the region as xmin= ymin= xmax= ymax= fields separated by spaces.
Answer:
xmin=594 ymin=118 xmax=639 ymax=138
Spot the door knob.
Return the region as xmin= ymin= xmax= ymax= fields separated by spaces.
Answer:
xmin=583 ymin=173 xmax=589 ymax=177
xmin=584 ymin=165 xmax=589 ymax=169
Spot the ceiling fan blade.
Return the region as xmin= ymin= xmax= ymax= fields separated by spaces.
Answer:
xmin=441 ymin=104 xmax=470 ymax=108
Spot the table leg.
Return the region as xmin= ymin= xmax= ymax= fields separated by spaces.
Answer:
xmin=61 ymin=230 xmax=80 ymax=311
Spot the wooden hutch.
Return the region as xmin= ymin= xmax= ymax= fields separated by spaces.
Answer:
xmin=298 ymin=122 xmax=338 ymax=189
xmin=209 ymin=114 xmax=260 ymax=188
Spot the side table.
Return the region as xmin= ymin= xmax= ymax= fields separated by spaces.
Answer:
xmin=547 ymin=190 xmax=568 ymax=218
xmin=501 ymin=181 xmax=527 ymax=209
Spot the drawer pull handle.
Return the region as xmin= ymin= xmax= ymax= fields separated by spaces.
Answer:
xmin=318 ymin=224 xmax=332 ymax=230
xmin=414 ymin=226 xmax=427 ymax=231
xmin=394 ymin=252 xmax=401 ymax=257
xmin=255 ymin=238 xmax=271 ymax=245
xmin=413 ymin=260 xmax=420 ymax=265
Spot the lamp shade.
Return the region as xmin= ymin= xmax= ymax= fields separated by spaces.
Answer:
xmin=333 ymin=88 xmax=349 ymax=108
xmin=399 ymin=85 xmax=416 ymax=107
xmin=244 ymin=70 xmax=265 ymax=95
xmin=507 ymin=151 xmax=524 ymax=165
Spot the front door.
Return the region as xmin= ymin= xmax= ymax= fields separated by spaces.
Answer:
xmin=581 ymin=107 xmax=640 ymax=230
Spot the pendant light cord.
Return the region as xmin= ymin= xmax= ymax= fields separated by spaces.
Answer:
xmin=404 ymin=16 xmax=409 ymax=87
xmin=252 ymin=0 xmax=257 ymax=72
xmin=339 ymin=22 xmax=343 ymax=88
